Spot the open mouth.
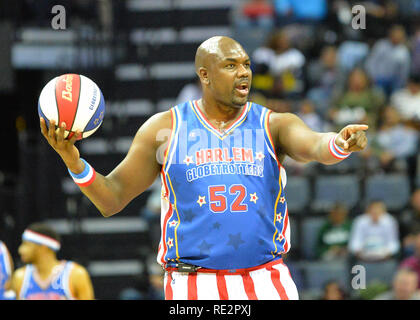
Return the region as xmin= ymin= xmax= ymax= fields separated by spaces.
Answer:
xmin=235 ymin=82 xmax=249 ymax=96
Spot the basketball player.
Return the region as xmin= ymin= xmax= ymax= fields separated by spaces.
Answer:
xmin=11 ymin=222 xmax=94 ymax=300
xmin=39 ymin=36 xmax=368 ymax=300
xmin=0 ymin=240 xmax=15 ymax=300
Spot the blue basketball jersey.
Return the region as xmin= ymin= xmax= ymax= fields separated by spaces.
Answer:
xmin=0 ymin=241 xmax=13 ymax=299
xmin=157 ymin=101 xmax=290 ymax=270
xmin=19 ymin=261 xmax=75 ymax=300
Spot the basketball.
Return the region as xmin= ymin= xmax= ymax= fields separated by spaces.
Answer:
xmin=38 ymin=74 xmax=105 ymax=140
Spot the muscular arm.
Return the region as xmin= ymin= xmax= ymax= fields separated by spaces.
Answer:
xmin=269 ymin=112 xmax=368 ymax=164
xmin=40 ymin=111 xmax=172 ymax=217
xmin=70 ymin=264 xmax=94 ymax=300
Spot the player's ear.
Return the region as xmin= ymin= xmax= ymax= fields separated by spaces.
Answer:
xmin=198 ymin=67 xmax=210 ymax=85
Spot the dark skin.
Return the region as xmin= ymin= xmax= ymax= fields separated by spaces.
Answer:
xmin=40 ymin=36 xmax=368 ymax=217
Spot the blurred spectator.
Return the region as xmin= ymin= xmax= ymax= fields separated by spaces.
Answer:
xmin=320 ymin=280 xmax=348 ymax=300
xmin=143 ymin=257 xmax=165 ymax=300
xmin=369 ymin=106 xmax=418 ymax=172
xmin=315 ymin=203 xmax=352 ymax=261
xmin=329 ymin=68 xmax=386 ymax=131
xmin=374 ymin=268 xmax=420 ymax=300
xmin=297 ymin=99 xmax=325 ymax=132
xmin=232 ymin=0 xmax=275 ymax=30
xmin=252 ymin=29 xmax=305 ymax=98
xmin=365 ymin=25 xmax=411 ymax=95
xmin=306 ymin=45 xmax=346 ymax=116
xmin=399 ymin=227 xmax=420 ymax=288
xmin=348 ymin=200 xmax=400 ymax=262
xmin=337 ymin=39 xmax=370 ymax=72
xmin=176 ymin=79 xmax=202 ymax=105
xmin=411 ymin=24 xmax=420 ymax=74
xmin=396 ymin=0 xmax=420 ymax=24
xmin=332 ymin=1 xmax=398 ymax=40
xmin=273 ymin=0 xmax=328 ymax=26
xmin=390 ymin=73 xmax=420 ymax=128
xmin=400 ymin=192 xmax=420 ymax=256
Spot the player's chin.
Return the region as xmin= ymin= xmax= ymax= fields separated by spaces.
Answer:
xmin=231 ymin=95 xmax=248 ymax=107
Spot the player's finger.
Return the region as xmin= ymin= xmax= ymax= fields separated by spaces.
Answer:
xmin=345 ymin=124 xmax=369 ymax=135
xmin=68 ymin=130 xmax=80 ymax=145
xmin=56 ymin=122 xmax=66 ymax=144
xmin=40 ymin=118 xmax=48 ymax=138
xmin=348 ymin=132 xmax=368 ymax=151
xmin=48 ymin=120 xmax=57 ymax=144
xmin=335 ymin=135 xmax=350 ymax=150
xmin=345 ymin=132 xmax=361 ymax=148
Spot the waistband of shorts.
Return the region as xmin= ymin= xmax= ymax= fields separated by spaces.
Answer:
xmin=165 ymin=256 xmax=283 ymax=275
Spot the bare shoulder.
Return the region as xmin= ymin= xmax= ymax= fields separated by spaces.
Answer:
xmin=12 ymin=266 xmax=26 ymax=280
xmin=268 ymin=111 xmax=303 ymax=145
xmin=70 ymin=262 xmax=90 ymax=279
xmin=133 ymin=109 xmax=173 ymax=148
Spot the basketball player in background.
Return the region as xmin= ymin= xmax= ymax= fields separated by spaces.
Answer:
xmin=11 ymin=222 xmax=94 ymax=300
xmin=0 ymin=240 xmax=15 ymax=300
xmin=40 ymin=36 xmax=368 ymax=300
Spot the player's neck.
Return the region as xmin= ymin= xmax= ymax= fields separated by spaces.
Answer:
xmin=33 ymin=254 xmax=60 ymax=279
xmin=198 ymin=98 xmax=244 ymax=124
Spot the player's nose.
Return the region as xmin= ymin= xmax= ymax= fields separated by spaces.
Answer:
xmin=236 ymin=63 xmax=250 ymax=78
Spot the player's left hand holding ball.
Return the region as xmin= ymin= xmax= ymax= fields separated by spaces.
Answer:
xmin=334 ymin=124 xmax=369 ymax=153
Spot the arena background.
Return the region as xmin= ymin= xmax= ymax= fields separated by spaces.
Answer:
xmin=1 ymin=0 xmax=420 ymax=300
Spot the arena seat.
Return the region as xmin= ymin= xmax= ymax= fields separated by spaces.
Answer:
xmin=354 ymin=259 xmax=398 ymax=287
xmin=300 ymin=217 xmax=325 ymax=260
xmin=302 ymin=260 xmax=350 ymax=292
xmin=313 ymin=175 xmax=360 ymax=211
xmin=284 ymin=176 xmax=310 ymax=214
xmin=364 ymin=174 xmax=410 ymax=211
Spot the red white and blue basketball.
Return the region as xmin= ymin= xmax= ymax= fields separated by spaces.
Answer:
xmin=38 ymin=74 xmax=105 ymax=140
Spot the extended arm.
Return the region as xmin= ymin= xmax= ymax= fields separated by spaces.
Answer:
xmin=40 ymin=111 xmax=172 ymax=217
xmin=270 ymin=112 xmax=368 ymax=164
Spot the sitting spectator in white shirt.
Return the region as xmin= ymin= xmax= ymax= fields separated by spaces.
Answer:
xmin=369 ymin=105 xmax=418 ymax=172
xmin=390 ymin=73 xmax=420 ymax=128
xmin=348 ymin=200 xmax=400 ymax=262
xmin=365 ymin=24 xmax=411 ymax=96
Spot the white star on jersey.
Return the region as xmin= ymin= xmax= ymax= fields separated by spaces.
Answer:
xmin=197 ymin=195 xmax=206 ymax=207
xmin=255 ymin=151 xmax=265 ymax=161
xmin=183 ymin=155 xmax=194 ymax=166
xmin=167 ymin=237 xmax=174 ymax=249
xmin=169 ymin=220 xmax=178 ymax=227
xmin=250 ymin=193 xmax=258 ymax=204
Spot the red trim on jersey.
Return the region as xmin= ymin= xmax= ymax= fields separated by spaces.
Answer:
xmin=193 ymin=100 xmax=248 ymax=134
xmin=160 ymin=204 xmax=173 ymax=265
xmin=159 ymin=109 xmax=176 ymax=265
xmin=216 ymin=274 xmax=229 ymax=300
xmin=187 ymin=273 xmax=198 ymax=300
xmin=264 ymin=110 xmax=283 ymax=170
xmin=165 ymin=272 xmax=173 ymax=300
xmin=280 ymin=207 xmax=289 ymax=252
xmin=242 ymin=273 xmax=258 ymax=300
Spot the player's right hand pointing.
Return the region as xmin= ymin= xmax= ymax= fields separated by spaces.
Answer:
xmin=40 ymin=118 xmax=83 ymax=172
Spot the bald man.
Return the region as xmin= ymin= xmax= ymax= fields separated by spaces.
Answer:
xmin=40 ymin=36 xmax=368 ymax=300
